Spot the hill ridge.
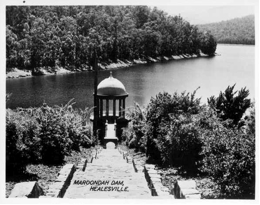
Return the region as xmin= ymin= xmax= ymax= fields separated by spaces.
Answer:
xmin=198 ymin=15 xmax=255 ymax=45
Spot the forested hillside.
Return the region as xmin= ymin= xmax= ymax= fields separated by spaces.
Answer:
xmin=198 ymin=15 xmax=254 ymax=45
xmin=6 ymin=6 xmax=217 ymax=73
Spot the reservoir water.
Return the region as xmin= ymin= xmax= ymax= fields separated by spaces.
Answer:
xmin=6 ymin=44 xmax=255 ymax=110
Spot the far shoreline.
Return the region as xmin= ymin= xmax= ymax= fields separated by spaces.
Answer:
xmin=218 ymin=43 xmax=255 ymax=46
xmin=6 ymin=53 xmax=211 ymax=80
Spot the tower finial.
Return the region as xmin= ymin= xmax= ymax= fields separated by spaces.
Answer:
xmin=110 ymin=71 xmax=113 ymax=78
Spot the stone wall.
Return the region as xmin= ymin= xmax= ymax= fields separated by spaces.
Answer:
xmin=119 ymin=147 xmax=201 ymax=200
xmin=9 ymin=181 xmax=43 ymax=198
xmin=40 ymin=164 xmax=76 ymax=198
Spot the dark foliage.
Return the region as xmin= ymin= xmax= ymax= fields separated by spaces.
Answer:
xmin=199 ymin=32 xmax=217 ymax=56
xmin=124 ymin=88 xmax=255 ymax=199
xmin=6 ymin=6 xmax=217 ymax=71
xmin=6 ymin=100 xmax=93 ymax=174
xmin=198 ymin=108 xmax=255 ymax=199
xmin=145 ymin=90 xmax=201 ymax=168
xmin=122 ymin=103 xmax=147 ymax=152
xmin=207 ymin=84 xmax=251 ymax=125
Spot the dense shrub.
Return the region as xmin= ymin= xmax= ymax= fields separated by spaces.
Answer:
xmin=6 ymin=100 xmax=93 ymax=172
xmin=158 ymin=113 xmax=202 ymax=172
xmin=6 ymin=109 xmax=41 ymax=173
xmin=34 ymin=104 xmax=73 ymax=164
xmin=198 ymin=107 xmax=255 ymax=199
xmin=125 ymin=89 xmax=255 ymax=199
xmin=122 ymin=103 xmax=147 ymax=152
xmin=208 ymin=84 xmax=251 ymax=126
xmin=145 ymin=90 xmax=201 ymax=165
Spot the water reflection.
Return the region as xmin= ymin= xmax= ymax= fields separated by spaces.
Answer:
xmin=6 ymin=45 xmax=255 ymax=109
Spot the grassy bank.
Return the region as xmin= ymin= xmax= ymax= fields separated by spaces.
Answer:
xmin=6 ymin=147 xmax=93 ymax=198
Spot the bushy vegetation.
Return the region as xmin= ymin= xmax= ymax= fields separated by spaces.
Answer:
xmin=208 ymin=84 xmax=251 ymax=126
xmin=6 ymin=100 xmax=94 ymax=175
xmin=198 ymin=108 xmax=255 ymax=199
xmin=198 ymin=15 xmax=255 ymax=45
xmin=122 ymin=103 xmax=147 ymax=152
xmin=145 ymin=90 xmax=201 ymax=167
xmin=6 ymin=84 xmax=255 ymax=198
xmin=123 ymin=86 xmax=255 ymax=199
xmin=6 ymin=6 xmax=217 ymax=72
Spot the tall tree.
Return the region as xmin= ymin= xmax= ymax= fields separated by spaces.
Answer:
xmin=6 ymin=6 xmax=218 ymax=73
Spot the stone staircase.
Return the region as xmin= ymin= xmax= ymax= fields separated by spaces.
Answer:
xmin=64 ymin=148 xmax=152 ymax=199
xmin=9 ymin=146 xmax=201 ymax=199
xmin=9 ymin=122 xmax=200 ymax=199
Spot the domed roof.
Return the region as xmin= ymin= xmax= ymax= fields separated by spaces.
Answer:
xmin=97 ymin=72 xmax=128 ymax=96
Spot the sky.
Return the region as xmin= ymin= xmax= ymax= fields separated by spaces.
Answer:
xmin=0 ymin=0 xmax=257 ymax=25
xmin=156 ymin=5 xmax=255 ymax=24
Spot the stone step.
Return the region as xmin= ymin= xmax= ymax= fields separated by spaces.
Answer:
xmin=63 ymin=148 xmax=153 ymax=199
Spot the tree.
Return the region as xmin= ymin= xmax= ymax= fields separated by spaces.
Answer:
xmin=198 ymin=15 xmax=255 ymax=45
xmin=6 ymin=6 xmax=218 ymax=72
xmin=200 ymin=31 xmax=217 ymax=56
xmin=208 ymin=84 xmax=251 ymax=125
xmin=6 ymin=26 xmax=19 ymax=70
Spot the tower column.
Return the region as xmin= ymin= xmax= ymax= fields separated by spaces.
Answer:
xmin=122 ymin=98 xmax=125 ymax=117
xmin=100 ymin=99 xmax=103 ymax=117
xmin=106 ymin=99 xmax=109 ymax=117
xmin=119 ymin=99 xmax=122 ymax=117
xmin=113 ymin=99 xmax=116 ymax=118
xmin=97 ymin=98 xmax=100 ymax=117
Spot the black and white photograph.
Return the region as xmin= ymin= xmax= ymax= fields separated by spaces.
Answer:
xmin=1 ymin=0 xmax=259 ymax=203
